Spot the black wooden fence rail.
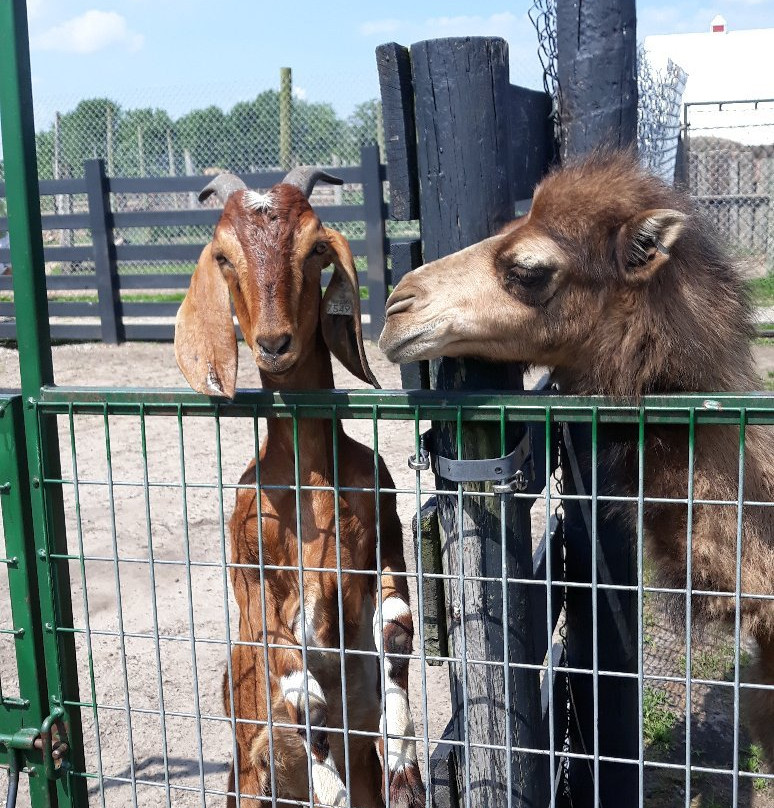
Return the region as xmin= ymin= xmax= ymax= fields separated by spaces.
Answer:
xmin=0 ymin=144 xmax=394 ymax=342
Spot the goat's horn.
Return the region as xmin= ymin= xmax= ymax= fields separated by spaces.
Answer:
xmin=282 ymin=167 xmax=343 ymax=199
xmin=198 ymin=173 xmax=248 ymax=205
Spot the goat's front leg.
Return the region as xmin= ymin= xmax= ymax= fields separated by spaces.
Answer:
xmin=373 ymin=498 xmax=426 ymax=807
xmin=277 ymin=632 xmax=348 ymax=807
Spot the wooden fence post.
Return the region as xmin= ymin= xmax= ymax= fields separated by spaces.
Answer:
xmin=556 ymin=2 xmax=640 ymax=805
xmin=389 ymin=238 xmax=427 ymax=388
xmin=85 ymin=158 xmax=123 ymax=343
xmin=377 ymin=41 xmax=426 ymax=388
xmin=361 ymin=143 xmax=388 ymax=342
xmin=410 ymin=36 xmax=547 ymax=807
xmin=279 ymin=67 xmax=292 ymax=171
xmin=556 ymin=0 xmax=638 ymax=159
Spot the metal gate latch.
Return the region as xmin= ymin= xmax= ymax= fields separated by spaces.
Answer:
xmin=1 ymin=706 xmax=69 ymax=808
xmin=408 ymin=428 xmax=533 ymax=493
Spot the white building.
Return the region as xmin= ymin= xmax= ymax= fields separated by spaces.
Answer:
xmin=644 ymin=17 xmax=774 ymax=145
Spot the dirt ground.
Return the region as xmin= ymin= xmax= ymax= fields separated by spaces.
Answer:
xmin=1 ymin=340 xmax=773 ymax=807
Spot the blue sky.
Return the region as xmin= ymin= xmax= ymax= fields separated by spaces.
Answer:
xmin=24 ymin=0 xmax=774 ymax=125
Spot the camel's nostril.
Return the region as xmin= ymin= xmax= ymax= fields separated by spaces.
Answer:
xmin=258 ymin=334 xmax=292 ymax=357
xmin=385 ymin=295 xmax=416 ymax=318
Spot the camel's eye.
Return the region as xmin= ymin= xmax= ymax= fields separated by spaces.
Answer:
xmin=505 ymin=263 xmax=551 ymax=291
xmin=509 ymin=266 xmax=545 ymax=288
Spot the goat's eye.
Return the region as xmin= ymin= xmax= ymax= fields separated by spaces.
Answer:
xmin=215 ymin=253 xmax=232 ymax=270
xmin=313 ymin=242 xmax=328 ymax=256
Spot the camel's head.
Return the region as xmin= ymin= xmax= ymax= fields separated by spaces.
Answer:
xmin=380 ymin=153 xmax=689 ymax=378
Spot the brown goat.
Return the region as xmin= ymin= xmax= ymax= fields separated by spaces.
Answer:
xmin=380 ymin=152 xmax=774 ymax=762
xmin=175 ymin=168 xmax=425 ymax=807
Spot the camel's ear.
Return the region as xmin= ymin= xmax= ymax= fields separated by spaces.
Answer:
xmin=174 ymin=243 xmax=238 ymax=398
xmin=320 ymin=228 xmax=380 ymax=388
xmin=616 ymin=208 xmax=687 ymax=282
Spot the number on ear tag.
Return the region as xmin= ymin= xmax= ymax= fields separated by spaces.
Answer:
xmin=326 ymin=300 xmax=353 ymax=316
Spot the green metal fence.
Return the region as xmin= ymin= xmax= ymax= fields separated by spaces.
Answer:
xmin=2 ymin=1 xmax=774 ymax=807
xmin=3 ymin=389 xmax=774 ymax=807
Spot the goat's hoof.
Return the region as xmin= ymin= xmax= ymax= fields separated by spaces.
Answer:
xmin=388 ymin=763 xmax=426 ymax=808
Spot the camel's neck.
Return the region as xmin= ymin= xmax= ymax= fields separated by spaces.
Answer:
xmin=554 ymin=272 xmax=758 ymax=397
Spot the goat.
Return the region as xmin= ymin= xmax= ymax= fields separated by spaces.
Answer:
xmin=379 ymin=151 xmax=774 ymax=763
xmin=175 ymin=168 xmax=425 ymax=807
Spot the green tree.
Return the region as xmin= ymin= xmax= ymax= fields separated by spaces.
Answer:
xmin=35 ymin=129 xmax=55 ymax=180
xmin=345 ymin=99 xmax=381 ymax=162
xmin=59 ymin=98 xmax=121 ymax=173
xmin=116 ymin=107 xmax=176 ymax=176
xmin=227 ymin=91 xmax=281 ymax=171
xmin=177 ymin=105 xmax=229 ymax=173
xmin=293 ymin=99 xmax=345 ymax=166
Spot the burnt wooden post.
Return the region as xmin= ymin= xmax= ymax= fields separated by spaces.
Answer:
xmin=556 ymin=0 xmax=638 ymax=159
xmin=379 ymin=36 xmax=555 ymax=807
xmin=361 ymin=143 xmax=389 ymax=342
xmin=556 ymin=2 xmax=639 ymax=805
xmin=85 ymin=158 xmax=123 ymax=343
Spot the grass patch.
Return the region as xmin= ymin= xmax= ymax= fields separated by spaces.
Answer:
xmin=765 ymin=371 xmax=774 ymax=391
xmin=122 ymin=292 xmax=185 ymax=303
xmin=643 ymin=686 xmax=677 ymax=751
xmin=747 ymin=274 xmax=774 ymax=306
xmin=678 ymin=641 xmax=751 ymax=681
xmin=743 ymin=744 xmax=769 ymax=793
xmin=1 ymin=292 xmax=187 ymax=304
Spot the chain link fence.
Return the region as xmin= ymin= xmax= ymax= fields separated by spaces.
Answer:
xmin=684 ymin=101 xmax=774 ymax=276
xmin=23 ymin=74 xmax=383 ymax=277
xmin=33 ymin=74 xmax=382 ymax=181
xmin=530 ymin=0 xmax=688 ymax=180
xmin=637 ymin=50 xmax=687 ymax=183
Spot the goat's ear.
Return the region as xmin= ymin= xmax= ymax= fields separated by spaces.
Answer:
xmin=174 ymin=243 xmax=238 ymax=398
xmin=616 ymin=208 xmax=687 ymax=282
xmin=320 ymin=228 xmax=380 ymax=388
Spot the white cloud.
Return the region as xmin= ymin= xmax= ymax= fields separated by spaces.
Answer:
xmin=359 ymin=18 xmax=403 ymax=37
xmin=357 ymin=11 xmax=541 ymax=88
xmin=423 ymin=12 xmax=521 ymax=38
xmin=32 ymin=10 xmax=143 ymax=55
xmin=25 ymin=0 xmax=45 ymax=21
xmin=293 ymin=86 xmax=307 ymax=100
xmin=360 ymin=11 xmax=527 ymax=41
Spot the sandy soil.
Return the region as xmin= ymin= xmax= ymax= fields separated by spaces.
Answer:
xmin=0 ymin=342 xmax=457 ymax=808
xmin=1 ymin=341 xmax=773 ymax=807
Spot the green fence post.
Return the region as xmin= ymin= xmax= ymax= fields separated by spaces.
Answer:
xmin=0 ymin=396 xmax=56 ymax=807
xmin=0 ymin=1 xmax=88 ymax=805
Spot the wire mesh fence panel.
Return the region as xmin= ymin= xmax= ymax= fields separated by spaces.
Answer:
xmin=684 ymin=102 xmax=774 ymax=277
xmin=6 ymin=389 xmax=766 ymax=808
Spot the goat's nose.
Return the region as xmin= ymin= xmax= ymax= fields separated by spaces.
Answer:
xmin=257 ymin=334 xmax=292 ymax=357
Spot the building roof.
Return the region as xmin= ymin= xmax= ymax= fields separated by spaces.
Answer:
xmin=644 ymin=23 xmax=774 ymax=145
xmin=645 ymin=24 xmax=774 ymax=104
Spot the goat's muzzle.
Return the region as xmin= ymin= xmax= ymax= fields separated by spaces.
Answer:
xmin=257 ymin=333 xmax=292 ymax=357
xmin=252 ymin=336 xmax=298 ymax=375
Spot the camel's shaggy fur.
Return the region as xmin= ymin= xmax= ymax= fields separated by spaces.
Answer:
xmin=380 ymin=151 xmax=774 ymax=761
